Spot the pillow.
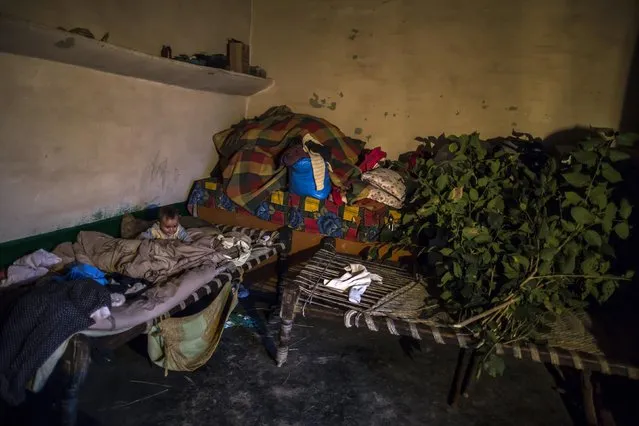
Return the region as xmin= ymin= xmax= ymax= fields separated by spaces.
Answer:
xmin=359 ymin=185 xmax=403 ymax=209
xmin=362 ymin=168 xmax=406 ymax=201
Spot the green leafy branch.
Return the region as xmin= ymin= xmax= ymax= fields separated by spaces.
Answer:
xmin=397 ymin=129 xmax=637 ymax=375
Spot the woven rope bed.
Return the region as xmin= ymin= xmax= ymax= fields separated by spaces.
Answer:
xmin=277 ymin=241 xmax=639 ymax=383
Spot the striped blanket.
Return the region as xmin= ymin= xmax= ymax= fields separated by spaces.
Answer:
xmin=213 ymin=106 xmax=364 ymax=212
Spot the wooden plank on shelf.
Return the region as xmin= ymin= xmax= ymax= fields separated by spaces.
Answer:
xmin=0 ymin=16 xmax=274 ymax=96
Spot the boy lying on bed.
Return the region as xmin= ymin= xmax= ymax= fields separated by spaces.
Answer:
xmin=139 ymin=206 xmax=192 ymax=243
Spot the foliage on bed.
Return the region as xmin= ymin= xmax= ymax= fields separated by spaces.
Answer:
xmin=397 ymin=129 xmax=636 ymax=375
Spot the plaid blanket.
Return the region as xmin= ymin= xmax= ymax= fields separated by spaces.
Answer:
xmin=213 ymin=106 xmax=364 ymax=212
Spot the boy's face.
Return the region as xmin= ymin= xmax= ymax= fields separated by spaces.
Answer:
xmin=160 ymin=217 xmax=179 ymax=236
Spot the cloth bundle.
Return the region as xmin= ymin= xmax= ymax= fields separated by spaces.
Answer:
xmin=323 ymin=264 xmax=382 ymax=304
xmin=216 ymin=232 xmax=252 ymax=266
xmin=0 ymin=249 xmax=61 ymax=288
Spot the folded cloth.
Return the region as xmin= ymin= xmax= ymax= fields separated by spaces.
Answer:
xmin=0 ymin=249 xmax=61 ymax=288
xmin=359 ymin=147 xmax=387 ymax=172
xmin=323 ymin=264 xmax=382 ymax=304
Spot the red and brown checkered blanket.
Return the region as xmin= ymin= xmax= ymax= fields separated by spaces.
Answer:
xmin=213 ymin=106 xmax=364 ymax=213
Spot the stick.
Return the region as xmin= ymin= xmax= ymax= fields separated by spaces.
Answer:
xmin=129 ymin=380 xmax=172 ymax=388
xmin=113 ymin=389 xmax=169 ymax=409
xmin=282 ymin=372 xmax=291 ymax=385
xmin=453 ymin=296 xmax=519 ymax=329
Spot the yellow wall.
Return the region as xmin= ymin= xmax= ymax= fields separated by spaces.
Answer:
xmin=0 ymin=0 xmax=251 ymax=242
xmin=249 ymin=0 xmax=638 ymax=160
xmin=1 ymin=0 xmax=637 ymax=242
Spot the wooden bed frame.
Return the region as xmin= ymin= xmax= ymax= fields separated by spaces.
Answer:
xmin=196 ymin=205 xmax=410 ymax=261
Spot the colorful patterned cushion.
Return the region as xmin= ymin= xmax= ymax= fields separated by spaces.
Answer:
xmin=187 ymin=178 xmax=401 ymax=242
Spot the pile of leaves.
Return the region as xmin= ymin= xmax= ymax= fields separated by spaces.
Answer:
xmin=397 ymin=130 xmax=636 ymax=373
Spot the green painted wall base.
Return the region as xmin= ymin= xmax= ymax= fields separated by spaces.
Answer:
xmin=0 ymin=202 xmax=188 ymax=269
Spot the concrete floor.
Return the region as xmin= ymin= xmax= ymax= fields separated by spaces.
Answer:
xmin=75 ymin=303 xmax=571 ymax=426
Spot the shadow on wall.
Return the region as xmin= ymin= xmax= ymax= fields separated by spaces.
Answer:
xmin=620 ymin=31 xmax=639 ymax=133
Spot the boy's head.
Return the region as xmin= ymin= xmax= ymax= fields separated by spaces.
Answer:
xmin=158 ymin=206 xmax=180 ymax=236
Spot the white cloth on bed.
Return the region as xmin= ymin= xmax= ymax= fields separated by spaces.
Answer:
xmin=323 ymin=264 xmax=382 ymax=304
xmin=218 ymin=233 xmax=252 ymax=267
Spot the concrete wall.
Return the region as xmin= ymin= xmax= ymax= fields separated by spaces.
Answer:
xmin=249 ymin=0 xmax=638 ymax=160
xmin=0 ymin=0 xmax=251 ymax=242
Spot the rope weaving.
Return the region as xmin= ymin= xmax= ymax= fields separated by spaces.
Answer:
xmin=287 ymin=246 xmax=639 ymax=379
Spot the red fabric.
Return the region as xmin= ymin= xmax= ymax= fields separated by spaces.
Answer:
xmin=345 ymin=228 xmax=358 ymax=240
xmin=408 ymin=144 xmax=427 ymax=170
xmin=271 ymin=210 xmax=285 ymax=225
xmin=288 ymin=193 xmax=301 ymax=208
xmin=304 ymin=217 xmax=319 ymax=233
xmin=359 ymin=147 xmax=387 ymax=172
xmin=363 ymin=209 xmax=379 ymax=226
xmin=325 ymin=201 xmax=338 ymax=215
xmin=331 ymin=187 xmax=344 ymax=206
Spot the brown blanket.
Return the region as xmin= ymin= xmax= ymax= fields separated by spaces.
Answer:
xmin=54 ymin=228 xmax=241 ymax=284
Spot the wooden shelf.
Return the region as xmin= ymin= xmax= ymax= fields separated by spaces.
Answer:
xmin=0 ymin=16 xmax=274 ymax=96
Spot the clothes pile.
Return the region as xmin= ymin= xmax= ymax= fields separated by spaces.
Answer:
xmin=212 ymin=105 xmax=365 ymax=213
xmin=0 ymin=223 xmax=267 ymax=405
xmin=0 ymin=277 xmax=111 ymax=405
xmin=212 ymin=105 xmax=411 ymax=222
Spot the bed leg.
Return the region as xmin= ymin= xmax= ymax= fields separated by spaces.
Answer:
xmin=460 ymin=349 xmax=480 ymax=398
xmin=320 ymin=236 xmax=336 ymax=253
xmin=581 ymin=369 xmax=599 ymax=426
xmin=448 ymin=348 xmax=472 ymax=406
xmin=275 ymin=226 xmax=293 ymax=306
xmin=276 ymin=279 xmax=301 ymax=367
xmin=58 ymin=334 xmax=91 ymax=426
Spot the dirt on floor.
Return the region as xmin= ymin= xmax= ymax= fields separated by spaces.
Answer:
xmin=69 ymin=292 xmax=573 ymax=426
xmin=7 ymin=285 xmax=639 ymax=426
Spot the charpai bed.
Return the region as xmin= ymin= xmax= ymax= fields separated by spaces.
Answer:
xmin=41 ymin=222 xmax=292 ymax=426
xmin=276 ymin=238 xmax=639 ymax=409
xmin=80 ymin=224 xmax=283 ymax=333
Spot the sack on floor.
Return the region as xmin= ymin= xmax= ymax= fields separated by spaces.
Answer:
xmin=147 ymin=281 xmax=238 ymax=373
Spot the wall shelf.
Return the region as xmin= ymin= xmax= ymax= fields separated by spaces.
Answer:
xmin=0 ymin=16 xmax=274 ymax=96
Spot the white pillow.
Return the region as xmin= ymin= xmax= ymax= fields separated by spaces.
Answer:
xmin=362 ymin=168 xmax=406 ymax=201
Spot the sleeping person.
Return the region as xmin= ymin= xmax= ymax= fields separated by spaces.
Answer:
xmin=139 ymin=206 xmax=192 ymax=243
